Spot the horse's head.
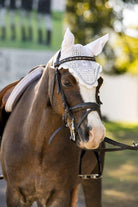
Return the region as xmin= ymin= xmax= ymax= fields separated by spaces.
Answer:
xmin=48 ymin=28 xmax=108 ymax=150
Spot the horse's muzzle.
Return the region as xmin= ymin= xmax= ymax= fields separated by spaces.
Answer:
xmin=77 ymin=125 xmax=105 ymax=150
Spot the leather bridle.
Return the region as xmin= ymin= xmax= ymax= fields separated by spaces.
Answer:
xmin=48 ymin=51 xmax=138 ymax=180
xmin=50 ymin=51 xmax=100 ymax=143
xmin=48 ymin=51 xmax=104 ymax=179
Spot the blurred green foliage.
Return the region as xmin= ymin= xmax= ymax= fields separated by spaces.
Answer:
xmin=65 ymin=0 xmax=114 ymax=45
xmin=113 ymin=33 xmax=138 ymax=74
xmin=65 ymin=0 xmax=138 ymax=75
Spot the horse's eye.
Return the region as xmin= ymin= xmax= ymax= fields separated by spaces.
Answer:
xmin=62 ymin=80 xmax=72 ymax=87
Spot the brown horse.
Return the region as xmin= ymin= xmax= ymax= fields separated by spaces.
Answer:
xmin=0 ymin=29 xmax=108 ymax=207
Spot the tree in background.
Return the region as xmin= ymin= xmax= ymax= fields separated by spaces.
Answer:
xmin=65 ymin=0 xmax=114 ymax=44
xmin=110 ymin=0 xmax=138 ymax=74
xmin=65 ymin=0 xmax=138 ymax=74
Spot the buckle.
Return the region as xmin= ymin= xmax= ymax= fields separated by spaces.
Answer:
xmin=78 ymin=174 xmax=102 ymax=179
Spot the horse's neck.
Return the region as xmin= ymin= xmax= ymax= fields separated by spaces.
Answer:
xmin=22 ymin=66 xmax=80 ymax=162
xmin=24 ymin=67 xmax=63 ymax=145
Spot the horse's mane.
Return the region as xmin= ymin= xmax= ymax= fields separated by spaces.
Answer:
xmin=0 ymin=52 xmax=57 ymax=144
xmin=0 ymin=60 xmax=54 ymax=145
xmin=0 ymin=80 xmax=20 ymax=144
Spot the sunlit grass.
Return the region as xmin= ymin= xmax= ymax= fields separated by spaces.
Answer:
xmin=103 ymin=122 xmax=138 ymax=207
xmin=104 ymin=189 xmax=135 ymax=201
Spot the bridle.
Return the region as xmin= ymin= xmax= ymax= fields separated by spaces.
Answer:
xmin=49 ymin=51 xmax=138 ymax=180
xmin=47 ymin=51 xmax=105 ymax=179
xmin=50 ymin=51 xmax=100 ymax=143
xmin=0 ymin=51 xmax=137 ymax=181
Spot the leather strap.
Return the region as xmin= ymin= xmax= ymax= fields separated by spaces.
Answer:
xmin=93 ymin=137 xmax=138 ymax=152
xmin=70 ymin=102 xmax=100 ymax=112
xmin=54 ymin=54 xmax=95 ymax=68
xmin=49 ymin=126 xmax=66 ymax=144
xmin=78 ymin=150 xmax=102 ymax=179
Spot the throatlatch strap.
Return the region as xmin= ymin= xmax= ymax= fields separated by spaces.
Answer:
xmin=49 ymin=126 xmax=66 ymax=144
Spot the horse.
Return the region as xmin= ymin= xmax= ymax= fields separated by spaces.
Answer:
xmin=0 ymin=28 xmax=108 ymax=207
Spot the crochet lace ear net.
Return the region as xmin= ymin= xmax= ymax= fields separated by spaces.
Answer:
xmin=58 ymin=45 xmax=102 ymax=88
xmin=55 ymin=28 xmax=109 ymax=88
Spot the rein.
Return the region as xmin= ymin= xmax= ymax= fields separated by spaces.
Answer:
xmin=78 ymin=137 xmax=138 ymax=179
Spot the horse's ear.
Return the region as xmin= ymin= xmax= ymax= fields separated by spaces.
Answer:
xmin=61 ymin=28 xmax=75 ymax=53
xmin=85 ymin=34 xmax=109 ymax=56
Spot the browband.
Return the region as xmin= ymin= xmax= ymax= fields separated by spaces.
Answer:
xmin=54 ymin=51 xmax=95 ymax=68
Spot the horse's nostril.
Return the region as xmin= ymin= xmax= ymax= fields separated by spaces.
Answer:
xmin=88 ymin=126 xmax=92 ymax=131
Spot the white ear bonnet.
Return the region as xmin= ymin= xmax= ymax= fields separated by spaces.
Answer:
xmin=55 ymin=28 xmax=109 ymax=88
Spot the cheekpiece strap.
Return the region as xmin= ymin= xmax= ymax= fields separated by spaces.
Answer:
xmin=54 ymin=51 xmax=61 ymax=68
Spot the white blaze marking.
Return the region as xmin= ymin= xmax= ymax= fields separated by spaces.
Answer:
xmin=79 ymin=84 xmax=96 ymax=103
xmin=78 ymin=84 xmax=101 ymax=127
xmin=78 ymin=82 xmax=106 ymax=149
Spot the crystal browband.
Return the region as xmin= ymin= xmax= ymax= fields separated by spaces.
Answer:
xmin=54 ymin=54 xmax=95 ymax=68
